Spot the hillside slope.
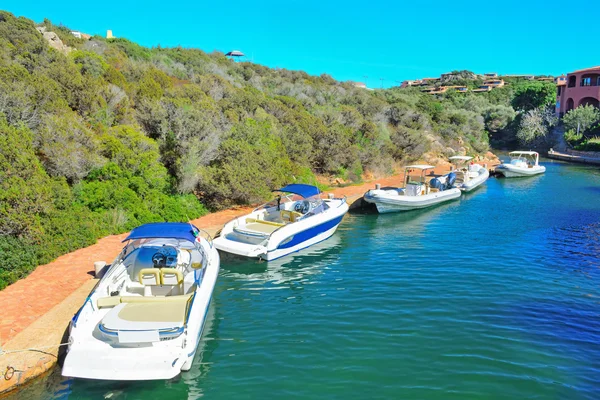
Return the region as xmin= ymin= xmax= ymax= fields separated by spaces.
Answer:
xmin=0 ymin=11 xmax=553 ymax=288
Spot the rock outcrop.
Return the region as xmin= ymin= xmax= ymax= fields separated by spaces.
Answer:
xmin=35 ymin=27 xmax=72 ymax=55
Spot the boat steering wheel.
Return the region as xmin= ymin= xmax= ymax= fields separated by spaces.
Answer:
xmin=152 ymin=252 xmax=167 ymax=268
xmin=294 ymin=201 xmax=310 ymax=214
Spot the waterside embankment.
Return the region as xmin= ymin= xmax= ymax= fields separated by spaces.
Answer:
xmin=547 ymin=149 xmax=600 ymax=166
xmin=0 ymin=167 xmax=469 ymax=396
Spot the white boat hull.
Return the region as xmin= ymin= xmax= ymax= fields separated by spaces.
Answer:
xmin=214 ymin=198 xmax=348 ymax=261
xmin=364 ymin=188 xmax=461 ymax=213
xmin=62 ymin=240 xmax=220 ymax=381
xmin=495 ymin=164 xmax=545 ymax=177
xmin=459 ymin=169 xmax=489 ymax=192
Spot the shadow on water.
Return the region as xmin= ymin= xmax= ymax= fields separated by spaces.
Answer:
xmin=484 ymin=298 xmax=600 ymax=398
xmin=354 ymin=197 xmax=463 ymax=234
xmin=584 ymin=186 xmax=600 ymax=194
xmin=509 ymin=299 xmax=600 ymax=348
xmin=547 ymin=222 xmax=600 ymax=273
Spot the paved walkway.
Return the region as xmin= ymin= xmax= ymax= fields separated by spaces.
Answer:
xmin=547 ymin=149 xmax=600 ymax=166
xmin=0 ymin=165 xmax=467 ymax=394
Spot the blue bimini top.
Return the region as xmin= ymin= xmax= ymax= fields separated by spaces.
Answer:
xmin=123 ymin=222 xmax=200 ymax=243
xmin=276 ymin=184 xmax=320 ymax=198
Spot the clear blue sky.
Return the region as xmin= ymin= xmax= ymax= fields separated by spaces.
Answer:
xmin=3 ymin=1 xmax=598 ymax=88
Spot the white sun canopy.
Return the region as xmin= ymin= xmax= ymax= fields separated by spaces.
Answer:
xmin=509 ymin=151 xmax=539 ymax=156
xmin=404 ymin=165 xmax=435 ymax=170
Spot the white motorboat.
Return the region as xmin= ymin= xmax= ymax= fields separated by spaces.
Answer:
xmin=363 ymin=165 xmax=461 ymax=213
xmin=213 ymin=184 xmax=348 ymax=261
xmin=448 ymin=156 xmax=489 ymax=192
xmin=495 ymin=151 xmax=545 ymax=178
xmin=62 ymin=222 xmax=220 ymax=381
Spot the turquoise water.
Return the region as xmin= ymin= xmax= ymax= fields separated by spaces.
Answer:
xmin=15 ymin=160 xmax=600 ymax=400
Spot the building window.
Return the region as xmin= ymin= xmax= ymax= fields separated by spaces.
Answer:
xmin=568 ymin=76 xmax=576 ymax=87
xmin=581 ymin=77 xmax=592 ymax=86
xmin=557 ymin=86 xmax=562 ymax=96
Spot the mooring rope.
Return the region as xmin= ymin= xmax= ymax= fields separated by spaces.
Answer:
xmin=1 ymin=340 xmax=72 ymax=381
xmin=0 ymin=340 xmax=71 ymax=356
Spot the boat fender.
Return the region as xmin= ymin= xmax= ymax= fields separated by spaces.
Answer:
xmin=429 ymin=178 xmax=443 ymax=191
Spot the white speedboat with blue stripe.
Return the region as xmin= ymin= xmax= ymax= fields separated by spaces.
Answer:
xmin=62 ymin=222 xmax=219 ymax=381
xmin=214 ymin=184 xmax=348 ymax=261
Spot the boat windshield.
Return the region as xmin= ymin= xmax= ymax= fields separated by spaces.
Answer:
xmin=254 ymin=192 xmax=326 ymax=219
xmin=255 ymin=193 xmax=296 ymax=211
xmin=509 ymin=152 xmax=538 ymax=165
xmin=300 ymin=194 xmax=327 ymax=217
xmin=404 ymin=168 xmax=430 ymax=186
xmin=509 ymin=155 xmax=533 ymax=167
xmin=116 ymin=237 xmax=207 ymax=271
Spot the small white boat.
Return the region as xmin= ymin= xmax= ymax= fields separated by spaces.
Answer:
xmin=363 ymin=165 xmax=461 ymax=213
xmin=495 ymin=151 xmax=545 ymax=178
xmin=62 ymin=223 xmax=220 ymax=381
xmin=213 ymin=184 xmax=348 ymax=261
xmin=448 ymin=156 xmax=489 ymax=192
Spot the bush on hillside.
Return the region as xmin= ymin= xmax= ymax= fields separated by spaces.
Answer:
xmin=0 ymin=11 xmax=514 ymax=288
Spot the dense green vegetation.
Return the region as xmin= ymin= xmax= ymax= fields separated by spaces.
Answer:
xmin=562 ymin=105 xmax=600 ymax=151
xmin=0 ymin=11 xmax=564 ymax=288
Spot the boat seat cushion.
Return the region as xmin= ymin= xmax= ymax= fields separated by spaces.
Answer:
xmin=280 ymin=210 xmax=302 ymax=223
xmin=101 ymin=299 xmax=191 ymax=332
xmin=97 ymin=296 xmax=122 ymax=308
xmin=96 ymin=293 xmax=193 ymax=308
xmin=245 ymin=218 xmax=284 ymax=227
xmin=160 ymin=268 xmax=183 ymax=285
xmin=235 ymin=223 xmax=280 ymax=235
xmin=138 ymin=268 xmax=160 ymax=285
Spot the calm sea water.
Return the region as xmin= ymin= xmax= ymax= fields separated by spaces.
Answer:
xmin=14 ymin=159 xmax=600 ymax=400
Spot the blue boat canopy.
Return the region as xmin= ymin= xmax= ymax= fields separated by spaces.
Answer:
xmin=276 ymin=183 xmax=320 ymax=198
xmin=123 ymin=222 xmax=200 ymax=243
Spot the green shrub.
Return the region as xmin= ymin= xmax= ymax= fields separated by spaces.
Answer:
xmin=197 ymin=119 xmax=292 ymax=208
xmin=575 ymin=136 xmax=600 ymax=152
xmin=2 ymin=11 xmax=538 ymax=289
xmin=562 ymin=105 xmax=600 ymax=134
xmin=0 ymin=236 xmax=38 ymax=290
xmin=564 ymin=129 xmax=583 ymax=147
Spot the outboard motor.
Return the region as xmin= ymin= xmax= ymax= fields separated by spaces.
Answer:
xmin=446 ymin=172 xmax=456 ymax=189
xmin=429 ymin=178 xmax=443 ymax=191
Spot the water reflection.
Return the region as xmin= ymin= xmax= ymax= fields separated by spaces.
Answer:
xmin=181 ymin=302 xmax=218 ymax=400
xmin=220 ymin=235 xmax=343 ymax=286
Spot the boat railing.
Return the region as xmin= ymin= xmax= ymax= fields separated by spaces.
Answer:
xmin=194 ymin=228 xmax=214 ymax=248
xmin=183 ymin=291 xmax=196 ymax=327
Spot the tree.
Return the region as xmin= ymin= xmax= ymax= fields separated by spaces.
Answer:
xmin=35 ymin=112 xmax=104 ymax=182
xmin=511 ymin=81 xmax=556 ymax=111
xmin=197 ymin=119 xmax=292 ymax=207
xmin=562 ymin=104 xmax=600 ymax=135
xmin=483 ymin=105 xmax=516 ymax=132
xmin=516 ymin=106 xmax=557 ymax=144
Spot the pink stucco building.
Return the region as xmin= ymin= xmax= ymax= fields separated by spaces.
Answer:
xmin=556 ymin=66 xmax=600 ymax=115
